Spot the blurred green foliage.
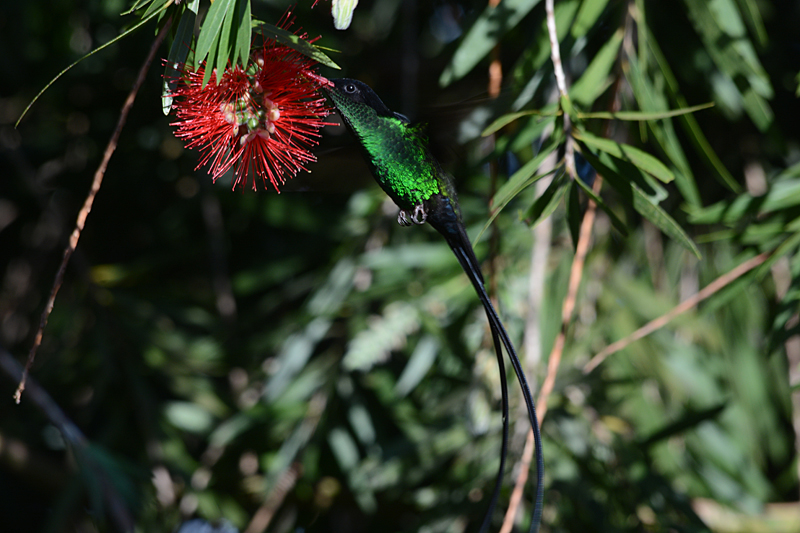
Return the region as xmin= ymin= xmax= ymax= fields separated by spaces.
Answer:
xmin=1 ymin=1 xmax=799 ymax=532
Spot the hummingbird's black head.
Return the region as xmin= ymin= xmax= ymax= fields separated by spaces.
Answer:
xmin=327 ymin=78 xmax=399 ymax=120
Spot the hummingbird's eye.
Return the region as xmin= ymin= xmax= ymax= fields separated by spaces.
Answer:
xmin=344 ymin=83 xmax=357 ymax=94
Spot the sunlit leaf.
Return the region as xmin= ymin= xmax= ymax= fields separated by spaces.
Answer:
xmin=395 ymin=335 xmax=440 ymax=398
xmin=482 ymin=106 xmax=559 ymax=137
xmin=524 ymin=172 xmax=569 ymax=227
xmin=578 ymin=103 xmax=714 ymax=121
xmin=573 ymin=172 xmax=629 ymax=236
xmin=571 ymin=0 xmax=612 ymax=37
xmin=162 ymin=0 xmax=199 ymax=115
xmin=574 ymin=129 xmax=675 ymax=183
xmin=570 ymin=28 xmax=623 ymax=106
xmin=474 ymin=138 xmax=560 ymax=243
xmin=254 ymin=22 xmax=340 ymax=69
xmin=647 ymin=33 xmax=740 ymax=193
xmin=343 ymin=302 xmax=421 ymax=372
xmin=196 ymin=0 xmax=234 ymax=86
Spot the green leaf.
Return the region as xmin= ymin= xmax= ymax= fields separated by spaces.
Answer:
xmin=624 ymin=52 xmax=702 ymax=205
xmin=736 ymin=0 xmax=768 ymax=46
xmin=214 ymin=0 xmax=236 ymax=79
xmin=688 ymin=179 xmax=800 ymax=225
xmin=577 ymin=103 xmax=714 ymax=121
xmin=571 ymin=0 xmax=612 ymax=37
xmin=573 ymin=129 xmax=675 ymax=183
xmin=753 ymin=231 xmax=800 ymax=279
xmin=683 ymin=0 xmax=773 ymax=130
xmin=640 ymin=404 xmax=727 ymax=447
xmin=525 ymin=173 xmax=569 ymax=227
xmin=195 ymin=0 xmax=233 ymax=77
xmin=141 ymin=0 xmax=171 ymax=19
xmin=482 ymin=107 xmax=559 ymax=137
xmin=579 ymin=148 xmax=699 ymax=257
xmin=162 ymin=1 xmax=198 ymax=115
xmin=508 ymin=0 xmax=579 ymax=109
xmin=123 ymin=0 xmax=153 ymax=16
xmin=647 ymin=34 xmax=740 ymax=193
xmin=234 ymin=0 xmax=251 ymax=68
xmin=255 ymin=22 xmax=341 ymax=69
xmin=566 ymin=181 xmax=582 ymax=249
xmin=16 ymin=2 xmax=173 ymax=127
xmin=165 ymin=401 xmax=215 ymax=433
xmin=573 ymin=172 xmax=629 ymax=236
xmin=473 ymin=138 xmax=560 ymax=243
xmin=343 ymin=302 xmax=420 ymax=372
xmin=570 ymin=28 xmax=623 ymax=106
xmin=395 ymin=336 xmax=440 ymax=398
xmin=439 ymin=0 xmax=544 ymax=87
xmin=630 ymin=184 xmax=701 ymax=258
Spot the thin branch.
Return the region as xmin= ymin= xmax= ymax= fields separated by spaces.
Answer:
xmin=545 ymin=0 xmax=577 ymax=183
xmin=583 ymin=252 xmax=769 ymax=373
xmin=500 ymin=173 xmax=602 ymax=533
xmin=501 ymin=2 xmax=580 ymax=529
xmin=0 ymin=345 xmax=135 ymax=532
xmin=14 ymin=20 xmax=172 ymax=403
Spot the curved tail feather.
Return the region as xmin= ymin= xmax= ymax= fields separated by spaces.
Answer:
xmin=479 ymin=327 xmax=510 ymax=533
xmin=445 ymin=235 xmax=544 ymax=533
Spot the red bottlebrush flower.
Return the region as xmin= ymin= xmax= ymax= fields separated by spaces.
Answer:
xmin=169 ymin=24 xmax=332 ymax=192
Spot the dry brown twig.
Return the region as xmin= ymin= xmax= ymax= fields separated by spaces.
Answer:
xmin=500 ymin=0 xmax=584 ymax=530
xmin=583 ymin=252 xmax=770 ymax=373
xmin=14 ymin=21 xmax=172 ymax=403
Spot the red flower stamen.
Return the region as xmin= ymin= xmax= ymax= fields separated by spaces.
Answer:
xmin=168 ymin=19 xmax=332 ymax=192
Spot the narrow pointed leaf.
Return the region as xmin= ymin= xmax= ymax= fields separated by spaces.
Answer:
xmin=736 ymin=0 xmax=768 ymax=46
xmin=214 ymin=0 xmax=236 ymax=79
xmin=162 ymin=1 xmax=198 ymax=115
xmin=473 ymin=138 xmax=560 ymax=243
xmin=16 ymin=2 xmax=172 ymax=126
xmin=439 ymin=0 xmax=543 ymax=87
xmin=623 ymin=53 xmax=701 ymax=205
xmin=631 ymin=185 xmax=701 ymax=258
xmin=195 ymin=0 xmax=233 ymax=71
xmin=234 ymin=0 xmax=251 ymax=68
xmin=570 ymin=28 xmax=623 ymax=106
xmin=525 ymin=173 xmax=569 ymax=227
xmin=578 ymin=103 xmax=714 ymax=121
xmin=255 ymin=23 xmax=340 ymax=69
xmin=482 ymin=107 xmax=559 ymax=137
xmin=573 ymin=173 xmax=629 ymax=236
xmin=647 ymin=34 xmax=740 ymax=192
xmin=122 ymin=0 xmax=154 ymax=16
xmin=571 ymin=0 xmax=612 ymax=37
xmin=574 ymin=129 xmax=674 ymax=183
xmin=142 ymin=0 xmax=171 ymax=19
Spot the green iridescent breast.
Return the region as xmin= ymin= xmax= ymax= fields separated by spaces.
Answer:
xmin=335 ymin=99 xmax=442 ymax=210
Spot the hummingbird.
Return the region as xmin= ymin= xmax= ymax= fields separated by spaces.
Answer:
xmin=324 ymin=78 xmax=543 ymax=533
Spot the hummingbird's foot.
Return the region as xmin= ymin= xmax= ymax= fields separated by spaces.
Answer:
xmin=397 ymin=210 xmax=413 ymax=227
xmin=398 ymin=204 xmax=428 ymax=226
xmin=411 ymin=204 xmax=428 ymax=225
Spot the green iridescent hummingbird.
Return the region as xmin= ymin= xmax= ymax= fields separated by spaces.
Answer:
xmin=324 ymin=78 xmax=543 ymax=533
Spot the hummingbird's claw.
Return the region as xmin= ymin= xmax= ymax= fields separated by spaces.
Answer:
xmin=397 ymin=210 xmax=412 ymax=226
xmin=398 ymin=204 xmax=427 ymax=226
xmin=411 ymin=204 xmax=428 ymax=225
